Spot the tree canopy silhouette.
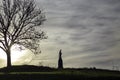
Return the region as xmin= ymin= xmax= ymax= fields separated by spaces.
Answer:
xmin=0 ymin=0 xmax=46 ymax=68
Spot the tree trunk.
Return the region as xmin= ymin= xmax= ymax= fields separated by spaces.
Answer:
xmin=6 ymin=49 xmax=11 ymax=68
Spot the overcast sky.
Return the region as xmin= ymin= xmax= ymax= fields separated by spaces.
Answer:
xmin=0 ymin=0 xmax=120 ymax=70
xmin=29 ymin=0 xmax=120 ymax=70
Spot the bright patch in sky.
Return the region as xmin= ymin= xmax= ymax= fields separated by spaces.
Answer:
xmin=0 ymin=45 xmax=33 ymax=67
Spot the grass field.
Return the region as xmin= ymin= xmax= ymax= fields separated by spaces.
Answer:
xmin=0 ymin=65 xmax=120 ymax=80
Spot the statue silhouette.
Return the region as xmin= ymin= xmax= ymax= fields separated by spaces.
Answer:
xmin=58 ymin=49 xmax=63 ymax=69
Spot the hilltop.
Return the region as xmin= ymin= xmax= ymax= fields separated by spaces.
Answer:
xmin=0 ymin=65 xmax=120 ymax=80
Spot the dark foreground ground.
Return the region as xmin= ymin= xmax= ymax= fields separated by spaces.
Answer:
xmin=0 ymin=65 xmax=120 ymax=80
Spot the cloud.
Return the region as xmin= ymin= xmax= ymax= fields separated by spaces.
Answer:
xmin=3 ymin=0 xmax=118 ymax=69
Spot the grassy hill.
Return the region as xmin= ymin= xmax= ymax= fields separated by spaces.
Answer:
xmin=0 ymin=65 xmax=120 ymax=80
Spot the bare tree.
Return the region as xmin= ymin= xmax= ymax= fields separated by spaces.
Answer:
xmin=0 ymin=0 xmax=46 ymax=68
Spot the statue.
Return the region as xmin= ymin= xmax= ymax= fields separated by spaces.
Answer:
xmin=58 ymin=49 xmax=63 ymax=69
